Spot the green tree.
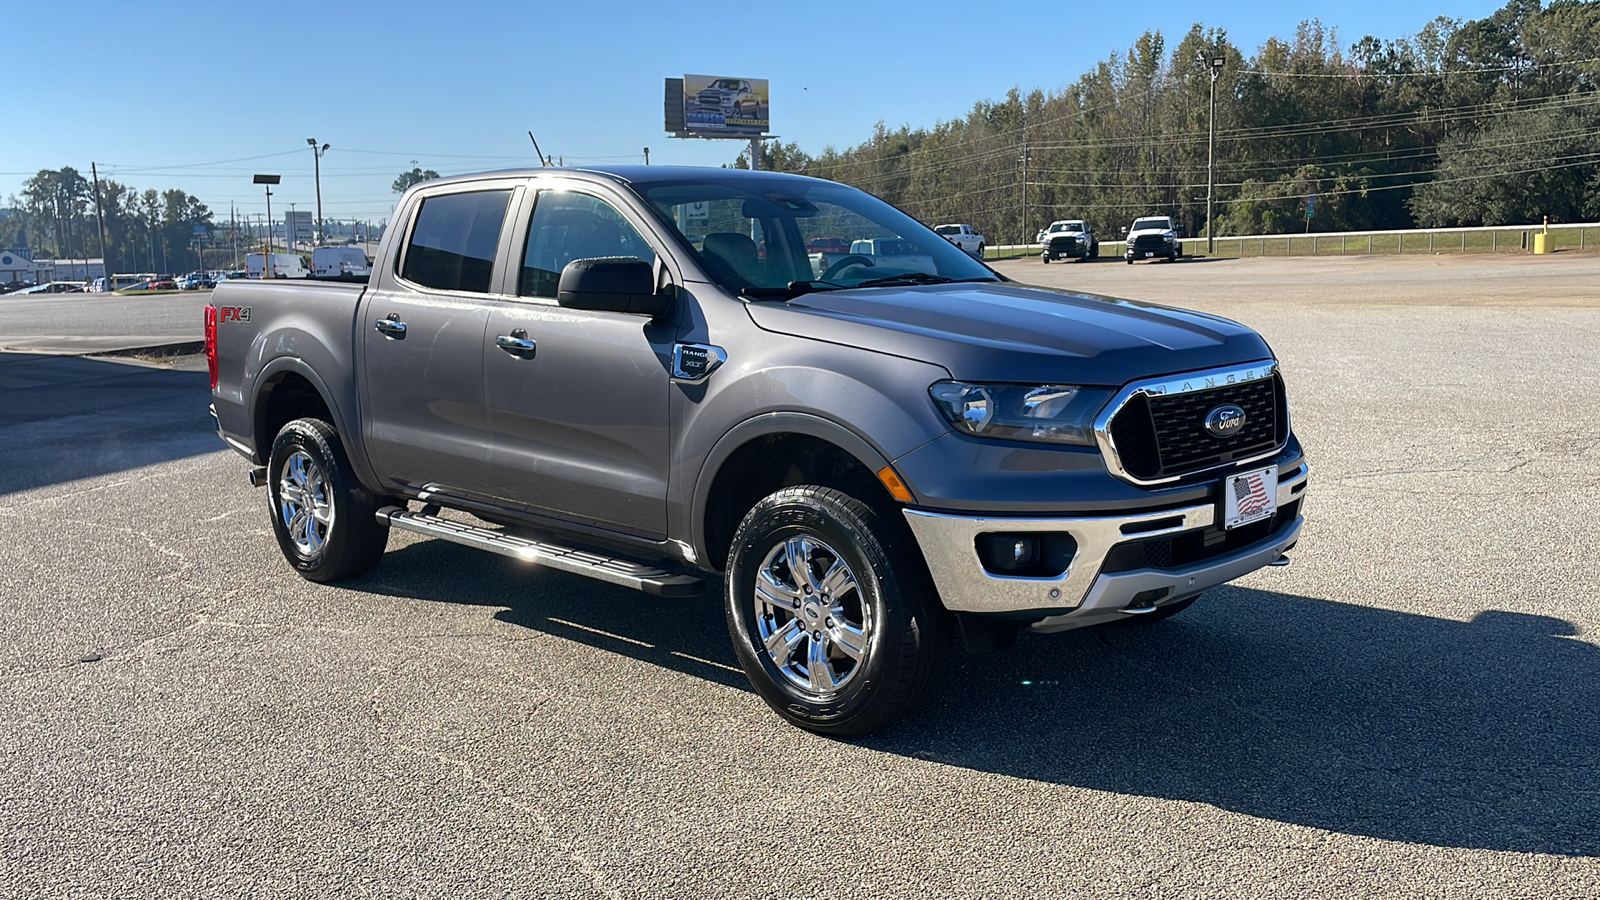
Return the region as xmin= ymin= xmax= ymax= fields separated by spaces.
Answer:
xmin=392 ymin=164 xmax=440 ymax=193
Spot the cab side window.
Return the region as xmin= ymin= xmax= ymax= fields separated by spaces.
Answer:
xmin=400 ymin=189 xmax=513 ymax=293
xmin=520 ymin=192 xmax=657 ymax=298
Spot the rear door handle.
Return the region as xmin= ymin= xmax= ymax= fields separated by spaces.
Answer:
xmin=374 ymin=313 xmax=406 ymax=338
xmin=495 ymin=330 xmax=536 ymax=358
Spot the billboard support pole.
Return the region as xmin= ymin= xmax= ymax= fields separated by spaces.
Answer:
xmin=749 ymin=137 xmax=760 ymax=171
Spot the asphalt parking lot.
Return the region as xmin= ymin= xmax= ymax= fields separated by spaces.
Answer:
xmin=2 ymin=254 xmax=1598 ymax=897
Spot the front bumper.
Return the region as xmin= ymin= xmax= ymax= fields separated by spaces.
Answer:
xmin=903 ymin=463 xmax=1308 ymax=631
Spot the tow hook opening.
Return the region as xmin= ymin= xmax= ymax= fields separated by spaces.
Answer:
xmin=1122 ymin=587 xmax=1171 ymax=613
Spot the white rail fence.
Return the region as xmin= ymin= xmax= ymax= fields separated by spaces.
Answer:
xmin=987 ymin=221 xmax=1600 ymax=260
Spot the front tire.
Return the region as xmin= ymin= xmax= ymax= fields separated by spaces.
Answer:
xmin=725 ymin=486 xmax=949 ymax=737
xmin=266 ymin=418 xmax=389 ymax=582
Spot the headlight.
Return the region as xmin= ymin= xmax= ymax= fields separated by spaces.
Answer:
xmin=929 ymin=381 xmax=1111 ymax=446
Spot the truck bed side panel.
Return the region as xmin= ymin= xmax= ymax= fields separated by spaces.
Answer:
xmin=211 ymin=280 xmax=370 ymax=480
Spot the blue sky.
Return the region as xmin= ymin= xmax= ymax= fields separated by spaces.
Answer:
xmin=1 ymin=0 xmax=1504 ymax=227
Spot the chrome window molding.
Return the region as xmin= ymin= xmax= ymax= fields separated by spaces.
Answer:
xmin=1093 ymin=359 xmax=1287 ymax=486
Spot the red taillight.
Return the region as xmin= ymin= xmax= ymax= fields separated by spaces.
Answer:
xmin=204 ymin=304 xmax=218 ymax=390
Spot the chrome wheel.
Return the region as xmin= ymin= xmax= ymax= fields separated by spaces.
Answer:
xmin=278 ymin=450 xmax=334 ymax=557
xmin=753 ymin=536 xmax=870 ymax=696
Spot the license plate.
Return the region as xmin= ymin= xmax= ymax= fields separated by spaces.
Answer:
xmin=1143 ymin=252 xmax=1153 ymax=258
xmin=1223 ymin=465 xmax=1278 ymax=529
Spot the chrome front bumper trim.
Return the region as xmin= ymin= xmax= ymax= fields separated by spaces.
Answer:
xmin=902 ymin=463 xmax=1308 ymax=618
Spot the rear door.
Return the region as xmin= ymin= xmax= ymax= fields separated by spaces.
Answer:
xmin=479 ymin=184 xmax=676 ymax=538
xmin=359 ymin=182 xmax=520 ymax=497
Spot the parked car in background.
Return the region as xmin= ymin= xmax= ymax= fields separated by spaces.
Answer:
xmin=312 ymin=246 xmax=371 ymax=280
xmin=846 ymin=237 xmax=938 ymax=275
xmin=805 ymin=237 xmax=854 ymax=278
xmin=1039 ymin=220 xmax=1099 ymax=263
xmin=1125 ymin=216 xmax=1181 ymax=264
xmin=178 ymin=272 xmax=216 ymax=291
xmin=933 ymin=223 xmax=985 ymax=259
xmin=9 ymin=281 xmax=85 ymax=295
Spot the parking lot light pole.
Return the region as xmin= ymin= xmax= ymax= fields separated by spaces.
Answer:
xmin=308 ymin=139 xmax=329 ymax=245
xmin=253 ymin=174 xmax=280 ymax=275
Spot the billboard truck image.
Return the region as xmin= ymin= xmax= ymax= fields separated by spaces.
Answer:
xmin=683 ymin=74 xmax=769 ymax=136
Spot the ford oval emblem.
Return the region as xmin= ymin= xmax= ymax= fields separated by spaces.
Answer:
xmin=1205 ymin=404 xmax=1247 ymax=438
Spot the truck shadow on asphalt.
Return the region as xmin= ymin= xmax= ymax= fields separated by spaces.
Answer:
xmin=0 ymin=353 xmax=217 ymax=495
xmin=356 ymin=541 xmax=1599 ymax=857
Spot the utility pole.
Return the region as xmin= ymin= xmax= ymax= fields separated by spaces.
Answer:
xmin=90 ymin=162 xmax=114 ymax=289
xmin=1199 ymin=50 xmax=1225 ymax=255
xmin=307 ymin=138 xmax=329 ymax=244
xmin=1019 ymin=106 xmax=1029 ymax=245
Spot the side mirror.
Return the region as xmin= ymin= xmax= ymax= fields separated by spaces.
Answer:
xmin=557 ymin=257 xmax=670 ymax=317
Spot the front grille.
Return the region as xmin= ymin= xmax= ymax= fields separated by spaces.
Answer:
xmin=1132 ymin=235 xmax=1169 ymax=251
xmin=1108 ymin=374 xmax=1288 ymax=482
xmin=1046 ymin=236 xmax=1081 ymax=254
xmin=1102 ymin=499 xmax=1301 ymax=574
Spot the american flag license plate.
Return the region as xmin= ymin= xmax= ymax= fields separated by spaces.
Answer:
xmin=1223 ymin=465 xmax=1278 ymax=529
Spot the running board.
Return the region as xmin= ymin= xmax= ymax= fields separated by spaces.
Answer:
xmin=376 ymin=506 xmax=705 ymax=597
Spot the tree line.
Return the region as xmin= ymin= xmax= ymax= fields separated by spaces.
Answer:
xmin=735 ymin=0 xmax=1600 ymax=243
xmin=0 ymin=167 xmax=219 ymax=274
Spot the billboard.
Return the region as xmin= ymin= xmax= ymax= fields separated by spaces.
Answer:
xmin=680 ymin=74 xmax=769 ymax=137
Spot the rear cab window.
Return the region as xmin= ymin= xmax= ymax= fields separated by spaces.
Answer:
xmin=399 ymin=190 xmax=514 ymax=293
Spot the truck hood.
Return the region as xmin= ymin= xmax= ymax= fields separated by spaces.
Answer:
xmin=744 ymin=281 xmax=1273 ymax=385
xmin=1128 ymin=227 xmax=1174 ymax=239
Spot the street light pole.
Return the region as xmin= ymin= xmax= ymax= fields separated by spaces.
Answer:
xmin=307 ymin=138 xmax=329 ymax=245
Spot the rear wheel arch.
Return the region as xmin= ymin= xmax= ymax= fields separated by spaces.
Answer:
xmin=252 ymin=361 xmax=345 ymax=463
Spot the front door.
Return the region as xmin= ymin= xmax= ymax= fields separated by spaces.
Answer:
xmin=360 ymin=186 xmax=517 ymax=496
xmin=480 ymin=188 xmax=674 ymax=538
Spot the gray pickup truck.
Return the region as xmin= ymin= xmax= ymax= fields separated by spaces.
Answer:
xmin=207 ymin=166 xmax=1308 ymax=736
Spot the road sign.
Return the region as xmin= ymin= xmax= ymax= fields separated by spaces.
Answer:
xmin=1306 ymin=196 xmax=1316 ymax=219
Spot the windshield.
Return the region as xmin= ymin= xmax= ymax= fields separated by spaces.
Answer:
xmin=1132 ymin=218 xmax=1172 ymax=231
xmin=1051 ymin=221 xmax=1085 ymax=232
xmin=636 ymin=179 xmax=999 ymax=296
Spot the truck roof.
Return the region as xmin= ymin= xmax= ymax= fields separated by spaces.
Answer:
xmin=415 ymin=165 xmax=831 ymax=192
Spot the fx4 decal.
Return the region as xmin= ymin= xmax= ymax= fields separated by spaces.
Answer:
xmin=219 ymin=307 xmax=251 ymax=323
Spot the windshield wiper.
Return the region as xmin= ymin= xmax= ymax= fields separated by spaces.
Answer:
xmin=850 ymin=273 xmax=997 ymax=288
xmin=741 ymin=280 xmax=850 ymax=301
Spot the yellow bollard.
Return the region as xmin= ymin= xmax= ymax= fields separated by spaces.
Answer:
xmin=1534 ymin=233 xmax=1548 ymax=254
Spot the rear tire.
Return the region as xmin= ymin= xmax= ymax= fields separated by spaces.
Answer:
xmin=725 ymin=486 xmax=950 ymax=737
xmin=266 ymin=418 xmax=389 ymax=582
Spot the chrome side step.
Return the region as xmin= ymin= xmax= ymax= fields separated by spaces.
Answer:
xmin=376 ymin=506 xmax=704 ymax=597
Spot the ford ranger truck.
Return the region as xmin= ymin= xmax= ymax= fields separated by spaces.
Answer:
xmin=208 ymin=167 xmax=1308 ymax=737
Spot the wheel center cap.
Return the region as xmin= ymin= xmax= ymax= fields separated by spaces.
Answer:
xmin=802 ymin=601 xmax=826 ymax=624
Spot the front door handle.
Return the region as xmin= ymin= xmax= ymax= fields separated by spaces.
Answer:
xmin=495 ymin=330 xmax=536 ymax=358
xmin=374 ymin=313 xmax=407 ymax=339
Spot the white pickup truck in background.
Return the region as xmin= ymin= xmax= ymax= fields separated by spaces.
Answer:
xmin=934 ymin=223 xmax=985 ymax=259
